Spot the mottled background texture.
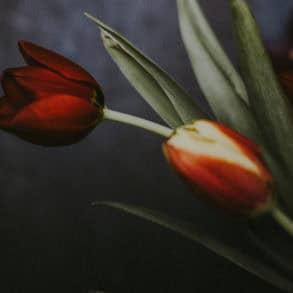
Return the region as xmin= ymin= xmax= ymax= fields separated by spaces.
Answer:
xmin=0 ymin=0 xmax=292 ymax=292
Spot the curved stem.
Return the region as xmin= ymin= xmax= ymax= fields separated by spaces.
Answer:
xmin=272 ymin=205 xmax=293 ymax=237
xmin=103 ymin=108 xmax=173 ymax=138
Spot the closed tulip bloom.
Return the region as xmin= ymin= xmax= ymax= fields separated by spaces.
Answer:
xmin=163 ymin=120 xmax=273 ymax=216
xmin=0 ymin=41 xmax=104 ymax=146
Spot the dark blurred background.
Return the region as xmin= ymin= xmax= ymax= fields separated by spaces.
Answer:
xmin=0 ymin=0 xmax=292 ymax=292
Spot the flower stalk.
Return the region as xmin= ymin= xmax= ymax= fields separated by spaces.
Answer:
xmin=103 ymin=108 xmax=173 ymax=138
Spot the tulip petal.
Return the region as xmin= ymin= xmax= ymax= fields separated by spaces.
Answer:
xmin=207 ymin=121 xmax=261 ymax=157
xmin=176 ymin=120 xmax=262 ymax=168
xmin=2 ymin=94 xmax=100 ymax=146
xmin=18 ymin=40 xmax=104 ymax=104
xmin=1 ymin=70 xmax=33 ymax=108
xmin=164 ymin=144 xmax=271 ymax=216
xmin=5 ymin=67 xmax=95 ymax=101
xmin=0 ymin=96 xmax=16 ymax=117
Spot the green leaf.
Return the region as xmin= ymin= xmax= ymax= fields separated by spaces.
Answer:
xmin=95 ymin=201 xmax=293 ymax=293
xmin=248 ymin=229 xmax=293 ymax=277
xmin=176 ymin=0 xmax=262 ymax=142
xmin=262 ymin=149 xmax=293 ymax=214
xmin=101 ymin=33 xmax=182 ymax=128
xmin=177 ymin=0 xmax=249 ymax=104
xmin=176 ymin=0 xmax=293 ymax=211
xmin=230 ymin=0 xmax=293 ymax=176
xmin=85 ymin=13 xmax=206 ymax=127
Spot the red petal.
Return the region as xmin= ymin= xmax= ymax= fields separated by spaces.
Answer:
xmin=5 ymin=66 xmax=95 ymax=101
xmin=0 ymin=96 xmax=16 ymax=117
xmin=164 ymin=143 xmax=271 ymax=216
xmin=2 ymin=70 xmax=33 ymax=108
xmin=5 ymin=94 xmax=100 ymax=146
xmin=18 ymin=41 xmax=104 ymax=100
xmin=209 ymin=121 xmax=261 ymax=157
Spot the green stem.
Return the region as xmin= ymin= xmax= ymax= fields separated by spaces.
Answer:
xmin=103 ymin=108 xmax=173 ymax=138
xmin=272 ymin=205 xmax=293 ymax=237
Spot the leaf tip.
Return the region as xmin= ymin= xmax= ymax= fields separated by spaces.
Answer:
xmin=92 ymin=200 xmax=113 ymax=207
xmin=84 ymin=12 xmax=94 ymax=20
xmin=84 ymin=12 xmax=104 ymax=28
xmin=230 ymin=0 xmax=252 ymax=16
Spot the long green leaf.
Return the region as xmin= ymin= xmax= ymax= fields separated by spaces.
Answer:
xmin=177 ymin=0 xmax=249 ymax=104
xmin=95 ymin=201 xmax=293 ymax=292
xmin=230 ymin=0 xmax=293 ymax=176
xmin=101 ymin=33 xmax=182 ymax=128
xmin=176 ymin=0 xmax=262 ymax=142
xmin=86 ymin=13 xmax=206 ymax=126
xmin=248 ymin=229 xmax=293 ymax=277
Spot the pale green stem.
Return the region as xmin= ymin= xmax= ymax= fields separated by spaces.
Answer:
xmin=103 ymin=108 xmax=173 ymax=138
xmin=271 ymin=205 xmax=293 ymax=237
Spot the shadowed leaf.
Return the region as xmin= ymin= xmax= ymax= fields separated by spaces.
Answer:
xmin=86 ymin=13 xmax=206 ymax=127
xmin=230 ymin=0 xmax=293 ymax=176
xmin=176 ymin=0 xmax=262 ymax=143
xmin=95 ymin=201 xmax=293 ymax=293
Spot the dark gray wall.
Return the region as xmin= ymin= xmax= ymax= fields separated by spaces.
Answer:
xmin=0 ymin=1 xmax=292 ymax=292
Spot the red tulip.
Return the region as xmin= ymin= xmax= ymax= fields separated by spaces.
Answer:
xmin=0 ymin=41 xmax=104 ymax=146
xmin=163 ymin=120 xmax=273 ymax=216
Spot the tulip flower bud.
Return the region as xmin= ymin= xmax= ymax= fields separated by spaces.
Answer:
xmin=0 ymin=41 xmax=104 ymax=146
xmin=163 ymin=120 xmax=273 ymax=216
